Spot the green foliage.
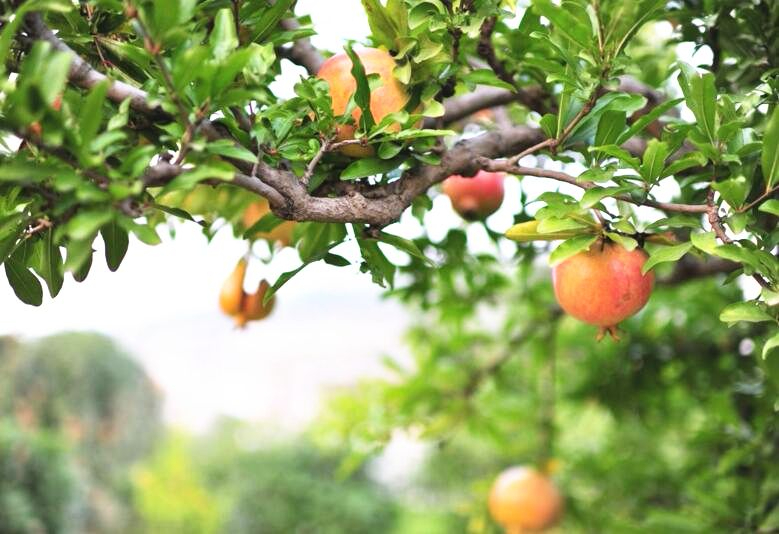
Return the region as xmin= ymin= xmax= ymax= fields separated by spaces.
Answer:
xmin=1 ymin=1 xmax=779 ymax=529
xmin=132 ymin=434 xmax=224 ymax=534
xmin=0 ymin=420 xmax=74 ymax=534
xmin=318 ymin=257 xmax=779 ymax=531
xmin=0 ymin=333 xmax=163 ymax=532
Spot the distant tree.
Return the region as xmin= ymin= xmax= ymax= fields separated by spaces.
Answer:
xmin=0 ymin=420 xmax=74 ymax=534
xmin=196 ymin=418 xmax=399 ymax=534
xmin=0 ymin=333 xmax=163 ymax=532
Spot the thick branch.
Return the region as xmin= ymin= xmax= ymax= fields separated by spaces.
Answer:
xmin=258 ymin=126 xmax=546 ymax=226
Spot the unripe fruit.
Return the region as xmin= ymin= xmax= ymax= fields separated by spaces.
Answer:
xmin=442 ymin=170 xmax=505 ymax=220
xmin=317 ymin=48 xmax=409 ymax=158
xmin=219 ymin=258 xmax=247 ymax=317
xmin=489 ymin=466 xmax=562 ymax=532
xmin=553 ymin=241 xmax=654 ymax=336
xmin=234 ymin=279 xmax=275 ymax=328
xmin=243 ymin=199 xmax=296 ymax=247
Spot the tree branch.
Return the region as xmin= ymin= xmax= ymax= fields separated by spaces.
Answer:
xmin=23 ymin=13 xmax=168 ymax=121
xmin=480 ymin=159 xmax=709 ymax=214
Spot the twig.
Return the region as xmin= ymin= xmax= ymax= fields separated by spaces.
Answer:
xmin=480 ymin=159 xmax=709 ymax=214
xmin=706 ymin=188 xmax=731 ymax=243
xmin=25 ymin=218 xmax=52 ymax=237
xmin=707 ymin=188 xmax=773 ymax=289
xmin=301 ymin=137 xmax=333 ymax=187
xmin=735 ymin=184 xmax=779 ymax=213
xmin=477 ymin=16 xmax=515 ymax=89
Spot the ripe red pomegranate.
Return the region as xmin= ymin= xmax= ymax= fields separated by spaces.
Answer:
xmin=442 ymin=170 xmax=505 ymax=220
xmin=553 ymin=241 xmax=654 ymax=339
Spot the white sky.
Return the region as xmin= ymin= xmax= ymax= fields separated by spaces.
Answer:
xmin=0 ymin=2 xmax=735 ymax=434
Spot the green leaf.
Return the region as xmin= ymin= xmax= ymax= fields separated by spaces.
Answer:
xmin=537 ymin=217 xmax=590 ymax=234
xmin=533 ymin=0 xmax=593 ymax=50
xmin=661 ymin=152 xmax=707 ymax=177
xmin=690 ymin=231 xmax=717 ymax=254
xmin=101 ymin=221 xmax=129 ymax=272
xmin=296 ymin=223 xmax=346 ymax=263
xmin=589 ymin=144 xmax=641 ymax=169
xmin=210 ymin=9 xmax=239 ymax=60
xmin=161 ymin=162 xmax=235 ymax=193
xmin=340 ymin=156 xmax=404 ymax=180
xmin=763 ymin=106 xmax=779 ymax=188
xmin=616 ymin=98 xmax=684 ymax=145
xmin=595 ymin=111 xmax=627 ymax=148
xmin=505 ymin=220 xmax=589 ymax=242
xmin=712 ymin=176 xmax=749 ymax=208
xmin=64 ymin=236 xmax=95 ymax=275
xmin=361 ymin=0 xmax=401 ymax=50
xmin=580 ymin=186 xmax=633 ymax=208
xmin=549 ymin=235 xmax=598 ymax=266
xmin=204 ymin=141 xmax=258 ymax=163
xmin=344 ymin=43 xmax=376 ymax=132
xmin=376 ymin=232 xmax=435 ymax=267
xmin=763 ymin=332 xmax=779 ymax=359
xmin=264 ymin=242 xmax=341 ymax=304
xmin=32 ymin=229 xmax=64 ymax=298
xmin=5 ymin=255 xmax=43 ymax=306
xmin=719 ymin=302 xmax=774 ymax=324
xmin=642 ymin=242 xmax=693 ymax=274
xmin=251 ymin=0 xmax=296 ymax=42
xmin=324 ymin=253 xmax=351 ymax=267
xmin=462 ymin=69 xmax=515 ymax=91
xmin=758 ymin=199 xmax=779 ymax=216
xmin=80 ymin=80 xmax=109 ymax=151
xmin=640 ymin=140 xmax=670 ymax=183
xmin=678 ymin=66 xmax=717 ymax=143
xmin=65 ymin=209 xmax=113 ymax=241
xmin=605 ymin=232 xmax=638 ymax=251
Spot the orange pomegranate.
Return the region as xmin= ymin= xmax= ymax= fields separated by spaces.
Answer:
xmin=218 ymin=258 xmax=247 ymax=317
xmin=489 ymin=466 xmax=563 ymax=532
xmin=243 ymin=199 xmax=296 ymax=247
xmin=317 ymin=48 xmax=409 ymax=157
xmin=234 ymin=279 xmax=275 ymax=328
xmin=442 ymin=170 xmax=505 ymax=220
xmin=553 ymin=241 xmax=654 ymax=338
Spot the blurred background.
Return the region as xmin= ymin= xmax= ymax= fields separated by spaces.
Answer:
xmin=2 ymin=1 xmax=778 ymax=533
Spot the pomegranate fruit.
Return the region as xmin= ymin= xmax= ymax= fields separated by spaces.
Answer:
xmin=219 ymin=258 xmax=247 ymax=317
xmin=442 ymin=170 xmax=505 ymax=220
xmin=317 ymin=48 xmax=409 ymax=158
xmin=489 ymin=466 xmax=563 ymax=532
xmin=553 ymin=241 xmax=654 ymax=338
xmin=243 ymin=199 xmax=296 ymax=247
xmin=235 ymin=279 xmax=275 ymax=328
